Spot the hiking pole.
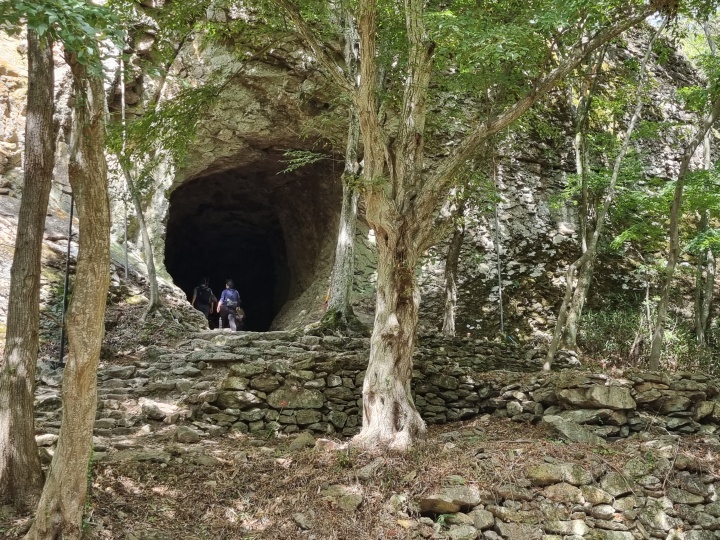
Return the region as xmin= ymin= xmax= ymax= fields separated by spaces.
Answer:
xmin=57 ymin=192 xmax=74 ymax=369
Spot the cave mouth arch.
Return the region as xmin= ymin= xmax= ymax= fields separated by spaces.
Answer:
xmin=165 ymin=156 xmax=341 ymax=331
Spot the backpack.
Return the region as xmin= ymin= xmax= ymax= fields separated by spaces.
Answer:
xmin=195 ymin=285 xmax=212 ymax=305
xmin=225 ymin=289 xmax=240 ymax=308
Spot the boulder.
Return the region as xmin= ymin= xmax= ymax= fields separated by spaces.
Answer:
xmin=558 ymin=387 xmax=635 ymax=410
xmin=542 ymin=415 xmax=607 ymax=446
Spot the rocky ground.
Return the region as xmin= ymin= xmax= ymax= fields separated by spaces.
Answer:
xmin=2 ymin=299 xmax=720 ymax=539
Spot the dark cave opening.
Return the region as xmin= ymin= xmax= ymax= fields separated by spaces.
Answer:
xmin=165 ymin=156 xmax=341 ymax=331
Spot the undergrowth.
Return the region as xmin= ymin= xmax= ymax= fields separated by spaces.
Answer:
xmin=578 ymin=307 xmax=720 ymax=375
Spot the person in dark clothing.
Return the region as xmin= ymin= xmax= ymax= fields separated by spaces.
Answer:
xmin=191 ymin=277 xmax=216 ymax=328
xmin=217 ymin=278 xmax=241 ymax=331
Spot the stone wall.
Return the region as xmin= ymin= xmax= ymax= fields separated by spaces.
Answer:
xmin=181 ymin=332 xmax=720 ymax=443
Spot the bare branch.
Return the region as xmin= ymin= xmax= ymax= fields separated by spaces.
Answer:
xmin=270 ymin=0 xmax=355 ymax=94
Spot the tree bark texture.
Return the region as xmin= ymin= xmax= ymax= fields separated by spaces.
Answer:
xmin=694 ymin=135 xmax=714 ymax=346
xmin=648 ymin=93 xmax=720 ymax=370
xmin=442 ymin=220 xmax=465 ymax=337
xmin=0 ymin=30 xmax=54 ymax=511
xmin=325 ymin=12 xmax=361 ymax=323
xmin=25 ymin=59 xmax=111 ymax=540
xmin=353 ymin=228 xmax=426 ymax=450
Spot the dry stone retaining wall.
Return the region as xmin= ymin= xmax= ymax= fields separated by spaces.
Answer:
xmin=180 ymin=332 xmax=720 ymax=443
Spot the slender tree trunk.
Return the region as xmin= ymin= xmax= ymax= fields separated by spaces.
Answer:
xmin=25 ymin=57 xmax=111 ymax=540
xmin=648 ymin=94 xmax=720 ymax=370
xmin=324 ymin=7 xmax=361 ymax=327
xmin=122 ymin=167 xmax=161 ymax=316
xmin=324 ymin=108 xmax=361 ymax=326
xmin=0 ymin=30 xmax=54 ymax=511
xmin=442 ymin=210 xmax=465 ymax=337
xmin=545 ymin=22 xmax=664 ymax=371
xmin=119 ymin=57 xmax=160 ymax=316
xmin=562 ymin=258 xmax=594 ymax=348
xmin=695 ymin=210 xmax=709 ymax=345
xmin=694 ymin=135 xmax=714 ymax=346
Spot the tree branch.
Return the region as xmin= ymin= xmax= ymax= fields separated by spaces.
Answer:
xmin=270 ymin=0 xmax=355 ymax=94
xmin=421 ymin=5 xmax=654 ymax=209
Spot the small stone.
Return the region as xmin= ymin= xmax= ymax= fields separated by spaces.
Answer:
xmin=288 ymin=432 xmax=315 ymax=451
xmin=175 ymin=426 xmax=201 ymax=443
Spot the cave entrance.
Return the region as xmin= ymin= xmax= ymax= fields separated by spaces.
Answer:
xmin=165 ymin=156 xmax=341 ymax=331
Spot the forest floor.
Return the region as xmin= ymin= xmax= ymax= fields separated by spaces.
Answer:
xmin=1 ymin=415 xmax=719 ymax=540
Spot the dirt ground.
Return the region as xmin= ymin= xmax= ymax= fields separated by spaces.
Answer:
xmin=2 ymin=416 xmax=719 ymax=540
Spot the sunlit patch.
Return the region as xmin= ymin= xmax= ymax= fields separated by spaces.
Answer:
xmin=151 ymin=485 xmax=179 ymax=497
xmin=118 ymin=476 xmax=142 ymax=495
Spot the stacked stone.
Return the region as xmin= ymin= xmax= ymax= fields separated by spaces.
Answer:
xmin=32 ymin=329 xmax=720 ymax=445
xmin=415 ymin=446 xmax=720 ymax=540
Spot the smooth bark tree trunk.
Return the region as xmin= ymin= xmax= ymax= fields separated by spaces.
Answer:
xmin=442 ymin=215 xmax=465 ymax=337
xmin=122 ymin=167 xmax=161 ymax=316
xmin=25 ymin=57 xmax=111 ymax=540
xmin=562 ymin=51 xmax=605 ymax=349
xmin=546 ymin=22 xmax=664 ymax=370
xmin=325 ymin=177 xmax=360 ymax=318
xmin=648 ymin=94 xmax=720 ymax=370
xmin=694 ymin=136 xmax=714 ymax=346
xmin=119 ymin=57 xmax=160 ymax=317
xmin=324 ymin=8 xmax=361 ymax=328
xmin=0 ymin=29 xmax=54 ymax=511
xmin=562 ymin=258 xmax=594 ymax=348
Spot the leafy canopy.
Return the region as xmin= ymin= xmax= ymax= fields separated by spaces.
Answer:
xmin=0 ymin=0 xmax=121 ymax=67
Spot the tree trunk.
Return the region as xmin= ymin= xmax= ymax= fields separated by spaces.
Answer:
xmin=0 ymin=29 xmax=54 ymax=511
xmin=118 ymin=57 xmax=160 ymax=317
xmin=122 ymin=167 xmax=161 ymax=317
xmin=562 ymin=258 xmax=594 ymax=349
xmin=546 ymin=21 xmax=664 ymax=371
xmin=442 ymin=219 xmax=465 ymax=337
xmin=694 ymin=210 xmax=709 ymax=345
xmin=352 ymin=228 xmax=426 ymax=450
xmin=648 ymin=93 xmax=720 ymax=370
xmin=25 ymin=57 xmax=111 ymax=540
xmin=694 ymin=135 xmax=714 ymax=346
xmin=561 ymin=50 xmax=606 ymax=349
xmin=324 ymin=177 xmax=360 ymax=318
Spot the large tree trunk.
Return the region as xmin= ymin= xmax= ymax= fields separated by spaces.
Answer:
xmin=352 ymin=227 xmax=426 ymax=450
xmin=648 ymin=93 xmax=720 ymax=370
xmin=0 ymin=29 xmax=54 ymax=511
xmin=25 ymin=57 xmax=111 ymax=540
xmin=442 ymin=219 xmax=465 ymax=337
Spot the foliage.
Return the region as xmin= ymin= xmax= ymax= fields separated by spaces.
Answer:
xmin=279 ymin=150 xmax=332 ymax=173
xmin=107 ymin=81 xmax=227 ymax=192
xmin=0 ymin=0 xmax=121 ymax=68
xmin=579 ymin=303 xmax=719 ymax=372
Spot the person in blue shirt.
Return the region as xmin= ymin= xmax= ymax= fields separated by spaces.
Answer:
xmin=217 ymin=278 xmax=241 ymax=331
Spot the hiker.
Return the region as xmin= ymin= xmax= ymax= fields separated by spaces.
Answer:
xmin=217 ymin=278 xmax=241 ymax=331
xmin=191 ymin=277 xmax=217 ymax=328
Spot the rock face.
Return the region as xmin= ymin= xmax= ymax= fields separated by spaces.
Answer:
xmin=1 ymin=22 xmax=708 ymax=339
